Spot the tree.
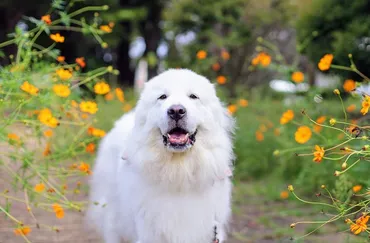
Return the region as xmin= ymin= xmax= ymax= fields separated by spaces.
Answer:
xmin=296 ymin=0 xmax=370 ymax=80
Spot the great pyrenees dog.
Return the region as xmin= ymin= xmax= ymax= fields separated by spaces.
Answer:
xmin=86 ymin=69 xmax=235 ymax=243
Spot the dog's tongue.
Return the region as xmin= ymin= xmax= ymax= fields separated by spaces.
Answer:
xmin=168 ymin=132 xmax=189 ymax=144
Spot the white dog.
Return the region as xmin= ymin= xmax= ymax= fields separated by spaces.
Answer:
xmin=86 ymin=69 xmax=235 ymax=243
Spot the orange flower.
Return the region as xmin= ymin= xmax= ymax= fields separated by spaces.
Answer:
xmin=196 ymin=50 xmax=207 ymax=60
xmin=7 ymin=133 xmax=20 ymax=142
xmin=88 ymin=126 xmax=106 ymax=137
xmin=50 ymin=33 xmax=65 ymax=43
xmin=259 ymin=124 xmax=267 ymax=132
xmin=343 ymin=79 xmax=356 ymax=92
xmin=313 ymin=145 xmax=324 ymax=163
xmin=314 ymin=116 xmax=326 ymax=132
xmin=212 ymin=63 xmax=221 ymax=71
xmin=227 ymin=105 xmax=237 ymax=115
xmin=78 ymin=162 xmax=91 ymax=174
xmin=94 ymin=82 xmax=110 ymax=95
xmin=43 ymin=130 xmax=53 ymax=137
xmin=41 ymin=15 xmax=51 ymax=25
xmin=80 ymin=101 xmax=98 ymax=114
xmin=20 ymin=81 xmax=39 ymax=95
xmin=56 ymin=56 xmax=65 ymax=62
xmin=255 ymin=131 xmax=264 ymax=142
xmin=14 ymin=226 xmax=31 ymax=236
xmin=353 ymin=185 xmax=362 ymax=193
xmin=221 ymin=50 xmax=230 ymax=60
xmin=43 ymin=143 xmax=51 ymax=156
xmin=350 ymin=215 xmax=369 ymax=235
xmin=123 ymin=104 xmax=132 ymax=112
xmin=251 ymin=52 xmax=271 ymax=67
xmin=104 ymin=92 xmax=114 ymax=101
xmin=346 ymin=104 xmax=356 ymax=113
xmin=280 ymin=191 xmax=289 ymax=199
xmin=238 ymin=99 xmax=248 ymax=107
xmin=280 ymin=110 xmax=294 ymax=125
xmin=295 ymin=126 xmax=312 ymax=144
xmin=361 ymin=95 xmax=370 ymax=115
xmin=53 ymin=84 xmax=71 ymax=97
xmin=216 ymin=76 xmax=227 ymax=85
xmin=291 ymin=71 xmax=304 ymax=83
xmin=86 ymin=143 xmax=96 ymax=154
xmin=318 ymin=54 xmax=333 ymax=71
xmin=115 ymin=88 xmax=125 ymax=102
xmin=100 ymin=25 xmax=112 ymax=33
xmin=56 ymin=68 xmax=72 ymax=80
xmin=71 ymin=100 xmax=78 ymax=108
xmin=34 ymin=183 xmax=45 ymax=192
xmin=75 ymin=57 xmax=86 ymax=68
xmin=81 ymin=113 xmax=89 ymax=119
xmin=52 ymin=204 xmax=64 ymax=219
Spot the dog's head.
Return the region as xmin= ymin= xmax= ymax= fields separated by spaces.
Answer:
xmin=134 ymin=69 xmax=234 ymax=153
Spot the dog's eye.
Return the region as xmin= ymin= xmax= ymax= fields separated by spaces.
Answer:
xmin=189 ymin=94 xmax=199 ymax=99
xmin=158 ymin=94 xmax=167 ymax=100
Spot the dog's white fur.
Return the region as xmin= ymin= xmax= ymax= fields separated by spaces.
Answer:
xmin=86 ymin=69 xmax=235 ymax=243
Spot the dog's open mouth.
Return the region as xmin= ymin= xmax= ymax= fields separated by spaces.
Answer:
xmin=163 ymin=127 xmax=197 ymax=149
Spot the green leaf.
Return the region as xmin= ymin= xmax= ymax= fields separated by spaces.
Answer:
xmin=59 ymin=11 xmax=71 ymax=27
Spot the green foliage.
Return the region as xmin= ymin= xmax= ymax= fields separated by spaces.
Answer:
xmin=296 ymin=0 xmax=370 ymax=79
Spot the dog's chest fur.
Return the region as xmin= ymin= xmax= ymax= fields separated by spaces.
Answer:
xmin=115 ymin=161 xmax=232 ymax=243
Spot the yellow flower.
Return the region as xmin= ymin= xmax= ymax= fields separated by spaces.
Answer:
xmin=14 ymin=226 xmax=31 ymax=236
xmin=94 ymin=82 xmax=110 ymax=95
xmin=350 ymin=215 xmax=369 ymax=235
xmin=313 ymin=145 xmax=324 ymax=163
xmin=361 ymin=95 xmax=370 ymax=115
xmin=80 ymin=101 xmax=98 ymax=114
xmin=52 ymin=204 xmax=64 ymax=219
xmin=287 ymin=185 xmax=294 ymax=192
xmin=280 ymin=191 xmax=289 ymax=199
xmin=37 ymin=108 xmax=59 ymax=128
xmin=216 ymin=76 xmax=227 ymax=85
xmin=291 ymin=71 xmax=304 ymax=83
xmin=280 ymin=110 xmax=294 ymax=125
xmin=71 ymin=100 xmax=78 ymax=108
xmin=41 ymin=15 xmax=51 ymax=25
xmin=295 ymin=126 xmax=312 ymax=144
xmin=238 ymin=99 xmax=248 ymax=107
xmin=196 ymin=50 xmax=207 ymax=60
xmin=53 ymin=84 xmax=71 ymax=97
xmin=20 ymin=81 xmax=39 ymax=95
xmin=353 ymin=185 xmax=362 ymax=193
xmin=100 ymin=25 xmax=112 ymax=33
xmin=227 ymin=105 xmax=237 ymax=115
xmin=251 ymin=52 xmax=271 ymax=67
xmin=329 ymin=118 xmax=336 ymax=126
xmin=115 ymin=88 xmax=125 ymax=102
xmin=50 ymin=33 xmax=65 ymax=43
xmin=34 ymin=183 xmax=45 ymax=192
xmin=318 ymin=54 xmax=333 ymax=71
xmin=56 ymin=68 xmax=72 ymax=80
xmin=343 ymin=79 xmax=356 ymax=92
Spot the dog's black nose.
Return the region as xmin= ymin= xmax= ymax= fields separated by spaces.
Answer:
xmin=167 ymin=105 xmax=186 ymax=121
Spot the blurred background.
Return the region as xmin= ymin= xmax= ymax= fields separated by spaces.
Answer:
xmin=1 ymin=0 xmax=370 ymax=242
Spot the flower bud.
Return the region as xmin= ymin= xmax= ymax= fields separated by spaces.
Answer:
xmin=341 ymin=162 xmax=347 ymax=170
xmin=329 ymin=118 xmax=336 ymax=126
xmin=288 ymin=185 xmax=294 ymax=192
xmin=333 ymin=89 xmax=340 ymax=95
